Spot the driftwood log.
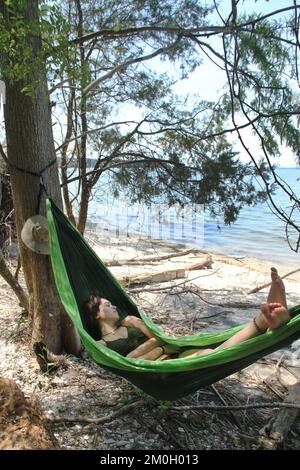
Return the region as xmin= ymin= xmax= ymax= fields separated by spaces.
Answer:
xmin=117 ymin=255 xmax=212 ymax=286
xmin=186 ymin=254 xmax=213 ymax=270
xmin=258 ymin=380 xmax=300 ymax=449
xmin=107 ymin=248 xmax=200 ymax=266
xmin=117 ymin=267 xmax=186 ymax=286
xmin=116 ymin=254 xmax=212 ymax=286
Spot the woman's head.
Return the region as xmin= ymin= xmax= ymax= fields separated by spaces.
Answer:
xmin=83 ymin=295 xmax=119 ymax=339
xmin=96 ymin=298 xmax=119 ymax=324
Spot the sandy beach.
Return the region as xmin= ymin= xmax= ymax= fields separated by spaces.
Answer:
xmin=1 ymin=227 xmax=300 ymax=450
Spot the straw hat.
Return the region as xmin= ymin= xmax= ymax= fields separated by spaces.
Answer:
xmin=21 ymin=215 xmax=50 ymax=255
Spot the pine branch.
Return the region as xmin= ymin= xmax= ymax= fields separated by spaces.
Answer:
xmin=82 ymin=37 xmax=183 ymax=97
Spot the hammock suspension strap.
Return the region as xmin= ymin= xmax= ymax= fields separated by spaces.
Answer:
xmin=9 ymin=159 xmax=55 ymax=213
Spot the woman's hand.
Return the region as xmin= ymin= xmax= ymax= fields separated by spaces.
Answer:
xmin=121 ymin=315 xmax=144 ymax=329
xmin=121 ymin=315 xmax=156 ymax=339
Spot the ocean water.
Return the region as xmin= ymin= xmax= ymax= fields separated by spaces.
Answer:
xmin=86 ymin=167 xmax=300 ymax=268
xmin=203 ymin=168 xmax=300 ymax=267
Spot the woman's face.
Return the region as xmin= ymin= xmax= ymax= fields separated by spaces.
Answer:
xmin=96 ymin=298 xmax=119 ymax=323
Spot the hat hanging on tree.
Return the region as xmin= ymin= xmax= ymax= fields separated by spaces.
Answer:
xmin=21 ymin=215 xmax=50 ymax=255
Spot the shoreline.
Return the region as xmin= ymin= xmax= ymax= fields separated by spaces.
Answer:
xmin=85 ymin=224 xmax=300 ymax=284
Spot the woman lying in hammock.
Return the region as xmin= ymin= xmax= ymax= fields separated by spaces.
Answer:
xmin=84 ymin=267 xmax=291 ymax=360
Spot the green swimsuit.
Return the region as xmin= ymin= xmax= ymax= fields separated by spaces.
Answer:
xmin=105 ymin=327 xmax=149 ymax=356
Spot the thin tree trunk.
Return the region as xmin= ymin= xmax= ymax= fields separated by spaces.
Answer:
xmin=61 ymin=82 xmax=77 ymax=226
xmin=0 ymin=250 xmax=29 ymax=311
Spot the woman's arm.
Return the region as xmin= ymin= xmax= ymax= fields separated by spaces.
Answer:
xmin=121 ymin=315 xmax=156 ymax=339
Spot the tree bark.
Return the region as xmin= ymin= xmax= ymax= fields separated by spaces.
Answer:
xmin=0 ymin=0 xmax=80 ymax=355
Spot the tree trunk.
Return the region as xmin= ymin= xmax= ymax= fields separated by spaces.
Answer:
xmin=78 ymin=188 xmax=90 ymax=234
xmin=0 ymin=0 xmax=80 ymax=355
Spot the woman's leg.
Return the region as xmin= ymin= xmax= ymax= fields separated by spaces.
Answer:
xmin=126 ymin=337 xmax=163 ymax=359
xmin=214 ymin=303 xmax=288 ymax=352
xmin=181 ymin=267 xmax=290 ymax=358
xmin=215 ymin=268 xmax=289 ymax=351
xmin=183 ymin=304 xmax=290 ymax=358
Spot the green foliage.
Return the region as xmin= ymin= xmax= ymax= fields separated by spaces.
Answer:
xmin=0 ymin=3 xmax=37 ymax=85
xmin=222 ymin=12 xmax=300 ymax=163
xmin=0 ymin=0 xmax=72 ymax=92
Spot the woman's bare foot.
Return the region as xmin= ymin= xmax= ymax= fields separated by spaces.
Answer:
xmin=267 ymin=267 xmax=287 ymax=308
xmin=256 ymin=302 xmax=290 ymax=331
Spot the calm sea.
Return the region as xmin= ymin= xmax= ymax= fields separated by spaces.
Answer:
xmin=86 ymin=167 xmax=300 ymax=268
xmin=203 ymin=168 xmax=300 ymax=267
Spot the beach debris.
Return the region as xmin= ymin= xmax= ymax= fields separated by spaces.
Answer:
xmin=117 ymin=268 xmax=186 ymax=286
xmin=106 ymin=248 xmax=201 ymax=266
xmin=186 ymin=254 xmax=213 ymax=270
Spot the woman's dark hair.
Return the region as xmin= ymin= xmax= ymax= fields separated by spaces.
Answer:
xmin=82 ymin=294 xmax=103 ymax=340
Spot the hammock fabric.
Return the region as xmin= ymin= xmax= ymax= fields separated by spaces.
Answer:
xmin=46 ymin=198 xmax=300 ymax=400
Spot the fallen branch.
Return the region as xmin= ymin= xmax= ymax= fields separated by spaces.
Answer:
xmin=187 ymin=284 xmax=257 ymax=309
xmin=248 ymin=268 xmax=300 ymax=294
xmin=170 ymin=402 xmax=300 ymax=412
xmin=0 ymin=250 xmax=29 ymax=311
xmin=47 ymin=399 xmax=146 ymax=425
xmin=107 ymin=248 xmax=200 ymax=266
xmin=48 ymin=399 xmax=300 ymax=426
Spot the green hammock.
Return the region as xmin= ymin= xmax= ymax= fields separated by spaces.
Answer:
xmin=46 ymin=198 xmax=300 ymax=401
